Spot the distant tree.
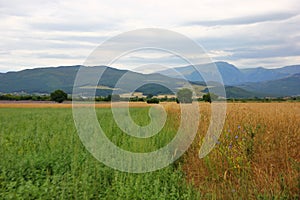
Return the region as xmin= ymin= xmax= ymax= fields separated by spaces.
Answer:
xmin=111 ymin=94 xmax=121 ymax=102
xmin=105 ymin=95 xmax=112 ymax=102
xmin=202 ymin=93 xmax=218 ymax=103
xmin=177 ymin=88 xmax=193 ymax=103
xmin=50 ymin=90 xmax=67 ymax=103
xmin=138 ymin=97 xmax=145 ymax=102
xmin=129 ymin=96 xmax=139 ymax=102
xmin=146 ymin=98 xmax=159 ymax=104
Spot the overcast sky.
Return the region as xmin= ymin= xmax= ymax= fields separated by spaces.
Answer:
xmin=0 ymin=0 xmax=300 ymax=72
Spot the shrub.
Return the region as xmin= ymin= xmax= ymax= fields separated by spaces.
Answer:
xmin=177 ymin=88 xmax=193 ymax=103
xmin=50 ymin=90 xmax=67 ymax=103
xmin=146 ymin=98 xmax=159 ymax=104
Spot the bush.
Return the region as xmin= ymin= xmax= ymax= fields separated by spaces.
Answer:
xmin=50 ymin=90 xmax=67 ymax=103
xmin=177 ymin=88 xmax=192 ymax=103
xmin=202 ymin=92 xmax=218 ymax=103
xmin=146 ymin=98 xmax=159 ymax=104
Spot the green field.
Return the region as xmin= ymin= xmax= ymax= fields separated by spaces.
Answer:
xmin=0 ymin=104 xmax=299 ymax=199
xmin=0 ymin=108 xmax=199 ymax=199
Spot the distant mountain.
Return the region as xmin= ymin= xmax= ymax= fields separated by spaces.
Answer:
xmin=239 ymin=73 xmax=300 ymax=97
xmin=224 ymin=86 xmax=266 ymax=98
xmin=273 ymin=65 xmax=300 ymax=75
xmin=0 ymin=65 xmax=191 ymax=96
xmin=157 ymin=61 xmax=244 ymax=85
xmin=240 ymin=67 xmax=288 ymax=83
xmin=157 ymin=62 xmax=300 ymax=85
xmin=0 ymin=65 xmax=80 ymax=94
xmin=0 ymin=63 xmax=299 ymax=98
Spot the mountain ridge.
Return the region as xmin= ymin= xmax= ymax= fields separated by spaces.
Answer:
xmin=0 ymin=62 xmax=299 ymax=98
xmin=157 ymin=61 xmax=300 ymax=85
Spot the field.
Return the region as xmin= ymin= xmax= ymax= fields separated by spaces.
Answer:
xmin=0 ymin=102 xmax=299 ymax=199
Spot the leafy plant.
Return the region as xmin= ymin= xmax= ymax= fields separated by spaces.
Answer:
xmin=50 ymin=90 xmax=67 ymax=103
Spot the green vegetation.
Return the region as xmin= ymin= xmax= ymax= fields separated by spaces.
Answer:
xmin=0 ymin=66 xmax=187 ymax=96
xmin=146 ymin=98 xmax=160 ymax=104
xmin=1 ymin=92 xmax=299 ymax=103
xmin=177 ymin=88 xmax=193 ymax=103
xmin=0 ymin=104 xmax=299 ymax=199
xmin=50 ymin=90 xmax=68 ymax=103
xmin=0 ymin=94 xmax=50 ymax=101
xmin=1 ymin=64 xmax=300 ymax=98
xmin=202 ymin=92 xmax=218 ymax=103
xmin=0 ymin=108 xmax=199 ymax=199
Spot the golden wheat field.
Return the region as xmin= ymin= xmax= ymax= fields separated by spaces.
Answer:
xmin=182 ymin=102 xmax=300 ymax=199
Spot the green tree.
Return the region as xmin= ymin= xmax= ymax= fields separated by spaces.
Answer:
xmin=202 ymin=92 xmax=218 ymax=103
xmin=50 ymin=90 xmax=68 ymax=103
xmin=177 ymin=88 xmax=193 ymax=103
xmin=146 ymin=98 xmax=159 ymax=104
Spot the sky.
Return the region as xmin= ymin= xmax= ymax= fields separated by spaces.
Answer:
xmin=0 ymin=0 xmax=300 ymax=72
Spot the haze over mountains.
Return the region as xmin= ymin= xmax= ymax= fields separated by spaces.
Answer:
xmin=0 ymin=62 xmax=299 ymax=98
xmin=157 ymin=61 xmax=300 ymax=86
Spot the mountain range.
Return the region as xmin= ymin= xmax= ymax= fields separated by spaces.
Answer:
xmin=157 ymin=61 xmax=300 ymax=86
xmin=0 ymin=65 xmax=191 ymax=97
xmin=0 ymin=62 xmax=299 ymax=98
xmin=157 ymin=62 xmax=300 ymax=97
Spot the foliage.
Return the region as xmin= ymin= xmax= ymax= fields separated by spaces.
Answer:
xmin=0 ymin=107 xmax=199 ymax=199
xmin=0 ymin=94 xmax=50 ymax=101
xmin=50 ymin=90 xmax=68 ymax=103
xmin=136 ymin=83 xmax=173 ymax=96
xmin=202 ymin=92 xmax=218 ymax=103
xmin=177 ymin=88 xmax=193 ymax=103
xmin=146 ymin=98 xmax=159 ymax=104
xmin=0 ymin=103 xmax=299 ymax=199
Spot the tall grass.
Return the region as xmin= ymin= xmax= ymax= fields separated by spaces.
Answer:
xmin=183 ymin=102 xmax=300 ymax=199
xmin=0 ymin=103 xmax=299 ymax=199
xmin=0 ymin=108 xmax=199 ymax=199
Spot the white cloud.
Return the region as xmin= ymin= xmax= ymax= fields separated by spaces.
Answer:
xmin=0 ymin=0 xmax=299 ymax=71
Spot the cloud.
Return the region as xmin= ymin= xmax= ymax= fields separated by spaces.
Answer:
xmin=30 ymin=21 xmax=122 ymax=32
xmin=222 ymin=55 xmax=300 ymax=68
xmin=184 ymin=12 xmax=298 ymax=26
xmin=0 ymin=0 xmax=300 ymax=71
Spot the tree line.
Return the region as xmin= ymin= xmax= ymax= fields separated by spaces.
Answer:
xmin=1 ymin=89 xmax=299 ymax=103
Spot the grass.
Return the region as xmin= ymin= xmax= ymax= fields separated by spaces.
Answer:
xmin=0 ymin=101 xmax=150 ymax=108
xmin=183 ymin=103 xmax=300 ymax=199
xmin=0 ymin=102 xmax=299 ymax=199
xmin=0 ymin=107 xmax=199 ymax=199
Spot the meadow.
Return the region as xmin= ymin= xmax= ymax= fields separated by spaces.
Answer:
xmin=0 ymin=102 xmax=299 ymax=199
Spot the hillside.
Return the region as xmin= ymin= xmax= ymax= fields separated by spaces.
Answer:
xmin=157 ymin=61 xmax=244 ymax=85
xmin=0 ymin=65 xmax=191 ymax=96
xmin=1 ymin=64 xmax=298 ymax=98
xmin=157 ymin=62 xmax=300 ymax=96
xmin=158 ymin=62 xmax=300 ymax=85
xmin=239 ymin=73 xmax=300 ymax=96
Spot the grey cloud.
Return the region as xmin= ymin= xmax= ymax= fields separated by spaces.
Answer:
xmin=184 ymin=12 xmax=298 ymax=27
xmin=231 ymin=46 xmax=300 ymax=59
xmin=213 ymin=45 xmax=300 ymax=62
xmin=194 ymin=15 xmax=300 ymax=53
xmin=197 ymin=37 xmax=285 ymax=51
